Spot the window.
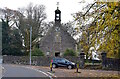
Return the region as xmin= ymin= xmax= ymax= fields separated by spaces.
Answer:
xmin=56 ymin=14 xmax=59 ymax=20
xmin=55 ymin=27 xmax=60 ymax=32
xmin=55 ymin=32 xmax=61 ymax=42
xmin=61 ymin=59 xmax=65 ymax=63
xmin=56 ymin=14 xmax=59 ymax=17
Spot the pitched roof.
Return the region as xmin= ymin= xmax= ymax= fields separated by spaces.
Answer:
xmin=39 ymin=23 xmax=76 ymax=44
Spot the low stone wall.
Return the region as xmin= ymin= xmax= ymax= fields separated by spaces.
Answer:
xmin=3 ymin=56 xmax=84 ymax=68
xmin=3 ymin=56 xmax=52 ymax=66
xmin=102 ymin=58 xmax=120 ymax=70
xmin=101 ymin=52 xmax=120 ymax=71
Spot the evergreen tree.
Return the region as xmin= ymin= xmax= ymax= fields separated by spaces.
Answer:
xmin=2 ymin=19 xmax=11 ymax=55
xmin=9 ymin=28 xmax=25 ymax=56
xmin=2 ymin=19 xmax=24 ymax=56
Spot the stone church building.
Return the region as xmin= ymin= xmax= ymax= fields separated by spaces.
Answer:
xmin=39 ymin=6 xmax=77 ymax=57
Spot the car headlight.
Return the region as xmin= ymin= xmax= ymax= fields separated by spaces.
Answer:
xmin=71 ymin=62 xmax=75 ymax=65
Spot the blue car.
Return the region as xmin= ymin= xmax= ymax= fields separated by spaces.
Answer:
xmin=51 ymin=57 xmax=76 ymax=69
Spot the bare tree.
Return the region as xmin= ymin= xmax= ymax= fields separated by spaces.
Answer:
xmin=0 ymin=3 xmax=47 ymax=55
xmin=24 ymin=3 xmax=47 ymax=40
xmin=16 ymin=3 xmax=47 ymax=54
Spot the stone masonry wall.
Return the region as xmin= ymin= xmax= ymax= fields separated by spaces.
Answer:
xmin=39 ymin=24 xmax=76 ymax=56
xmin=3 ymin=56 xmax=84 ymax=67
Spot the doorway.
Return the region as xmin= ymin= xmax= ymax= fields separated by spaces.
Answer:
xmin=55 ymin=52 xmax=60 ymax=57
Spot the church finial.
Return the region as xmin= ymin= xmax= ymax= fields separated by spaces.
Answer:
xmin=57 ymin=2 xmax=59 ymax=9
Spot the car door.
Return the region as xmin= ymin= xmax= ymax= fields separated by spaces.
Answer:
xmin=57 ymin=59 xmax=66 ymax=67
xmin=57 ymin=59 xmax=62 ymax=66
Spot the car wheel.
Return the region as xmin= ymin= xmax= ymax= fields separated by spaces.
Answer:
xmin=68 ymin=65 xmax=72 ymax=69
xmin=52 ymin=64 xmax=56 ymax=68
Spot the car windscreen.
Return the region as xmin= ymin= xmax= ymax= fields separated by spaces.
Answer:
xmin=64 ymin=59 xmax=70 ymax=63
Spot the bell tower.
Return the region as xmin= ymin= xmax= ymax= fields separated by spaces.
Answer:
xmin=55 ymin=2 xmax=61 ymax=22
xmin=54 ymin=2 xmax=61 ymax=57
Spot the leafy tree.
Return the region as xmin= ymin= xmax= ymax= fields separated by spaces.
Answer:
xmin=32 ymin=48 xmax=44 ymax=56
xmin=74 ymin=1 xmax=120 ymax=58
xmin=63 ymin=49 xmax=76 ymax=56
xmin=95 ymin=2 xmax=120 ymax=58
xmin=80 ymin=31 xmax=91 ymax=59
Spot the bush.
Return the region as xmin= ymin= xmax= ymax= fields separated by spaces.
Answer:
xmin=32 ymin=48 xmax=44 ymax=56
xmin=63 ymin=49 xmax=76 ymax=56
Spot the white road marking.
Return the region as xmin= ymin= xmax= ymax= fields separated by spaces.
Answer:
xmin=47 ymin=72 xmax=57 ymax=77
xmin=24 ymin=66 xmax=53 ymax=79
xmin=1 ymin=66 xmax=5 ymax=77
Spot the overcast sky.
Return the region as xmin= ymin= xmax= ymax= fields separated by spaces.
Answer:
xmin=0 ymin=0 xmax=94 ymax=23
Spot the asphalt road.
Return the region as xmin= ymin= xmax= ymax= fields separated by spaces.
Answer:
xmin=2 ymin=64 xmax=51 ymax=78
